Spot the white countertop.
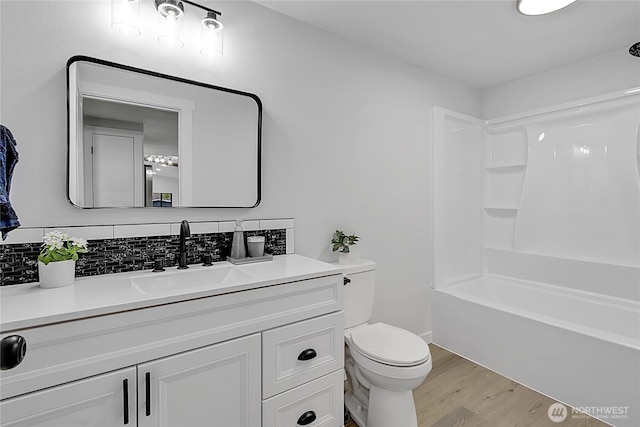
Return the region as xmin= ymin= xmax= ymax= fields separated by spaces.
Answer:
xmin=0 ymin=254 xmax=342 ymax=332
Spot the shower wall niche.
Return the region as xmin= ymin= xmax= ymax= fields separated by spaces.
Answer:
xmin=483 ymin=130 xmax=527 ymax=250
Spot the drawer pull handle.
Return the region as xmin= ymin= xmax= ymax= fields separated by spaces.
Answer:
xmin=343 ymin=276 xmax=351 ymax=286
xmin=297 ymin=348 xmax=317 ymax=361
xmin=145 ymin=372 xmax=151 ymax=416
xmin=297 ymin=410 xmax=317 ymax=425
xmin=1 ymin=335 xmax=27 ymax=370
xmin=123 ymin=379 xmax=129 ymax=425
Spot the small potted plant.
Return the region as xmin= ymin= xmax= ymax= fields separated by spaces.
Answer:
xmin=37 ymin=230 xmax=88 ymax=288
xmin=331 ymin=230 xmax=360 ymax=264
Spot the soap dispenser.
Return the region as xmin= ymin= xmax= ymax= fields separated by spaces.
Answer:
xmin=230 ymin=219 xmax=247 ymax=259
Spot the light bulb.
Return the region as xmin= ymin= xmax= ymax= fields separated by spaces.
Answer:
xmin=156 ymin=0 xmax=184 ymax=48
xmin=200 ymin=11 xmax=223 ymax=58
xmin=111 ymin=0 xmax=140 ymax=37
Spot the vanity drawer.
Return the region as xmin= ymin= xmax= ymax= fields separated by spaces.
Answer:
xmin=263 ymin=311 xmax=344 ymax=398
xmin=262 ymin=369 xmax=344 ymax=427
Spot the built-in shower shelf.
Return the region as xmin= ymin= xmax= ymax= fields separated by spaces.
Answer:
xmin=485 ymin=163 xmax=527 ymax=171
xmin=484 ymin=206 xmax=519 ymax=211
xmin=484 ymin=245 xmax=514 ymax=251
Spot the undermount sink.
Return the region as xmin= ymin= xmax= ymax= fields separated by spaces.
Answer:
xmin=131 ymin=265 xmax=254 ymax=296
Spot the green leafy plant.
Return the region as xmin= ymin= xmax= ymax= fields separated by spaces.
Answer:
xmin=38 ymin=230 xmax=89 ymax=265
xmin=331 ymin=230 xmax=360 ymax=253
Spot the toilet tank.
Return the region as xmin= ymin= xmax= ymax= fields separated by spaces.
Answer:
xmin=338 ymin=259 xmax=376 ymax=329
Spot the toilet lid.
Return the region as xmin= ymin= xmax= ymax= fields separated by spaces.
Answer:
xmin=350 ymin=323 xmax=430 ymax=367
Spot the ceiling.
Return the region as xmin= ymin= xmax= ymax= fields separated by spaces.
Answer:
xmin=255 ymin=0 xmax=640 ymax=89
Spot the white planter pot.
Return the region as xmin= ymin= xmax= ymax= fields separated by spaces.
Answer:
xmin=38 ymin=260 xmax=76 ymax=289
xmin=338 ymin=252 xmax=352 ymax=265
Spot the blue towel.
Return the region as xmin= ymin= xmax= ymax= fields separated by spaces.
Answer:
xmin=0 ymin=125 xmax=20 ymax=240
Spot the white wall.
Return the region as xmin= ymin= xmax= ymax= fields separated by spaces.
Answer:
xmin=482 ymin=47 xmax=640 ymax=119
xmin=0 ymin=0 xmax=481 ymax=337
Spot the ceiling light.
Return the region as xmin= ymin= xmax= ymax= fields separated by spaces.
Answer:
xmin=517 ymin=0 xmax=578 ymax=16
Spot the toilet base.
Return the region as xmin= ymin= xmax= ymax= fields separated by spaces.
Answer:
xmin=368 ymin=386 xmax=418 ymax=427
xmin=345 ymin=391 xmax=368 ymax=427
xmin=345 ymin=386 xmax=418 ymax=427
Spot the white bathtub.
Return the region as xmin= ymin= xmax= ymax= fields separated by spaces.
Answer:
xmin=432 ymin=274 xmax=640 ymax=426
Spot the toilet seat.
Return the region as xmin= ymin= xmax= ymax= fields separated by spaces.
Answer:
xmin=350 ymin=323 xmax=430 ymax=367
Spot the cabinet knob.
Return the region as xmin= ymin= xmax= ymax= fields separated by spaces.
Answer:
xmin=1 ymin=335 xmax=27 ymax=370
xmin=297 ymin=410 xmax=317 ymax=425
xmin=343 ymin=276 xmax=351 ymax=286
xmin=297 ymin=348 xmax=317 ymax=361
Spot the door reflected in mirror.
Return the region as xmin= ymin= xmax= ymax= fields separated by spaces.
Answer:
xmin=67 ymin=56 xmax=261 ymax=208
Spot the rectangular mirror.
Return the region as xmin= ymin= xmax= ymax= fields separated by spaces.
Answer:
xmin=67 ymin=56 xmax=261 ymax=208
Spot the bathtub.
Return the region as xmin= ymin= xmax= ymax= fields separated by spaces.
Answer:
xmin=432 ymin=274 xmax=640 ymax=427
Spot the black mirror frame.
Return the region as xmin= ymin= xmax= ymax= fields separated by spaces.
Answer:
xmin=66 ymin=55 xmax=262 ymax=209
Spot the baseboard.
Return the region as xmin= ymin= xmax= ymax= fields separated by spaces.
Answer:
xmin=420 ymin=330 xmax=433 ymax=344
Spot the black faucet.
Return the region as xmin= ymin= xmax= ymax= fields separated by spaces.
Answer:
xmin=177 ymin=220 xmax=191 ymax=269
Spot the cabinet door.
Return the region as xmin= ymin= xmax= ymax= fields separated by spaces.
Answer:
xmin=139 ymin=334 xmax=261 ymax=427
xmin=0 ymin=367 xmax=136 ymax=426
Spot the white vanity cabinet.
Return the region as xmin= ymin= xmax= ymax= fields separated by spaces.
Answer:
xmin=0 ymin=255 xmax=344 ymax=427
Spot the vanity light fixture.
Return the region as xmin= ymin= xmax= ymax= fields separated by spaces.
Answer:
xmin=145 ymin=154 xmax=179 ymax=167
xmin=111 ymin=0 xmax=223 ymax=57
xmin=154 ymin=0 xmax=224 ymax=56
xmin=517 ymin=0 xmax=578 ymax=15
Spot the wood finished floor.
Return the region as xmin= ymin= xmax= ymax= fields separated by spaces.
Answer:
xmin=345 ymin=344 xmax=608 ymax=427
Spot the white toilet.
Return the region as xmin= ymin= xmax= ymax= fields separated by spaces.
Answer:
xmin=340 ymin=259 xmax=432 ymax=427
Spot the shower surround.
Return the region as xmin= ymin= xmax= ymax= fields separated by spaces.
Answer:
xmin=431 ymin=89 xmax=640 ymax=426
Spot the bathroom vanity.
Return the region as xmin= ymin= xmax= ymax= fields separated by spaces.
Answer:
xmin=0 ymin=255 xmax=344 ymax=426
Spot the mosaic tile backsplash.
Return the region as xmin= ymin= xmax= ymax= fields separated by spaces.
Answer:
xmin=0 ymin=229 xmax=287 ymax=286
